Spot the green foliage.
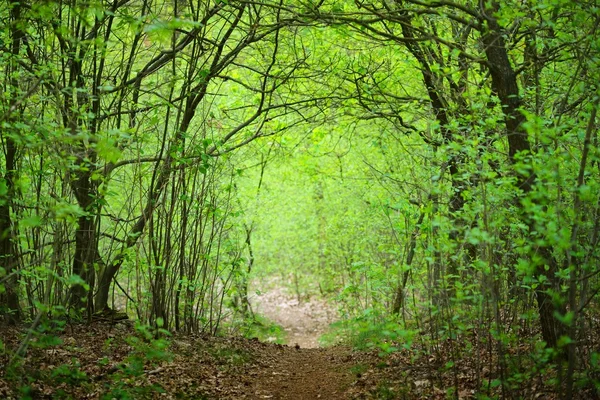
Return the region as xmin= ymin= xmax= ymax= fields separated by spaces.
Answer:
xmin=238 ymin=314 xmax=287 ymax=344
xmin=208 ymin=347 xmax=253 ymax=367
xmin=125 ymin=323 xmax=172 ymax=368
xmin=371 ymin=381 xmax=401 ymax=399
xmin=1 ymin=0 xmax=600 ymax=396
xmin=320 ymin=310 xmax=418 ymax=354
xmin=101 ymin=323 xmax=172 ymax=399
xmin=51 ymin=362 xmax=88 ymax=385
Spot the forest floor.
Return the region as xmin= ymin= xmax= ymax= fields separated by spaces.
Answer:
xmin=0 ymin=322 xmax=405 ymax=400
xmin=0 ymin=285 xmax=424 ymax=399
xmin=0 ymin=285 xmax=590 ymax=399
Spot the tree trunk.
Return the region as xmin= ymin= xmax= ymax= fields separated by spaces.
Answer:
xmin=481 ymin=3 xmax=564 ymax=349
xmin=0 ymin=135 xmax=20 ymax=324
xmin=94 ymin=149 xmax=172 ymax=312
xmin=0 ymin=1 xmax=26 ymax=324
xmin=399 ymin=17 xmax=467 ymax=296
xmin=392 ymin=208 xmax=425 ymax=314
xmin=70 ymin=171 xmax=99 ymax=315
xmin=240 ymin=224 xmax=255 ymax=316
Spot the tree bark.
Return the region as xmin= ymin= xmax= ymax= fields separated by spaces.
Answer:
xmin=481 ymin=3 xmax=563 ymax=349
xmin=0 ymin=136 xmax=20 ymax=324
xmin=392 ymin=208 xmax=425 ymax=314
xmin=398 ymin=17 xmax=467 ymax=297
xmin=0 ymin=0 xmax=26 ymax=324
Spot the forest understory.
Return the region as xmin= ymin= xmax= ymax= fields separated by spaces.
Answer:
xmin=1 ymin=285 xmax=599 ymax=400
xmin=2 ymin=0 xmax=600 ymax=398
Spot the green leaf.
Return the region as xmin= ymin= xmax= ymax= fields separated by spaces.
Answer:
xmin=0 ymin=179 xmax=7 ymax=197
xmin=67 ymin=274 xmax=90 ymax=290
xmin=96 ymin=136 xmax=122 ymax=163
xmin=554 ymin=310 xmax=575 ymax=326
xmin=20 ymin=215 xmax=42 ymax=228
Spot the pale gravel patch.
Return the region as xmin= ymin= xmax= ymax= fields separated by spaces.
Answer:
xmin=249 ymin=279 xmax=338 ymax=348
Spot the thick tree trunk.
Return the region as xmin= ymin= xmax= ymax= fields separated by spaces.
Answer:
xmin=94 ymin=267 xmax=114 ymax=313
xmin=0 ymin=1 xmax=26 ymax=324
xmin=481 ymin=4 xmax=564 ymax=349
xmin=70 ymin=172 xmax=99 ymax=314
xmin=0 ymin=136 xmax=20 ymax=324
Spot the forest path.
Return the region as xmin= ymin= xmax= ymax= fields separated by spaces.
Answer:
xmin=250 ymin=280 xmax=339 ymax=348
xmin=240 ymin=282 xmax=370 ymax=398
xmin=245 ymin=344 xmax=359 ymax=399
xmin=0 ymin=323 xmax=389 ymax=400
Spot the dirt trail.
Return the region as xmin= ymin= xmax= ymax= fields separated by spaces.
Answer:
xmin=250 ymin=283 xmax=338 ymax=348
xmin=246 ymin=344 xmax=358 ymax=399
xmin=238 ymin=283 xmax=360 ymax=398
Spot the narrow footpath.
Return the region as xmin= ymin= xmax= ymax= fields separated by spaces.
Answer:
xmin=244 ymin=345 xmax=359 ymax=399
xmin=0 ymin=284 xmax=413 ymax=399
xmin=250 ymin=282 xmax=338 ymax=348
xmin=242 ymin=283 xmax=360 ymax=398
